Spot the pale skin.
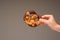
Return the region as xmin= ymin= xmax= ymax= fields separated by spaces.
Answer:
xmin=39 ymin=15 xmax=60 ymax=32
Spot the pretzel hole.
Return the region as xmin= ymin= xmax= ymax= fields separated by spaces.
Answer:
xmin=30 ymin=14 xmax=33 ymax=17
xmin=35 ymin=18 xmax=39 ymax=21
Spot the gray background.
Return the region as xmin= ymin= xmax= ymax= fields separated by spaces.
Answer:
xmin=0 ymin=0 xmax=60 ymax=40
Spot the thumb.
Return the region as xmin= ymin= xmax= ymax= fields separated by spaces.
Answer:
xmin=39 ymin=19 xmax=48 ymax=24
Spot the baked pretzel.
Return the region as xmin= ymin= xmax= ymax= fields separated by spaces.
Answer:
xmin=23 ymin=10 xmax=41 ymax=27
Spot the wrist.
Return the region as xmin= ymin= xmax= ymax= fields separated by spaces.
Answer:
xmin=54 ymin=24 xmax=60 ymax=32
xmin=49 ymin=21 xmax=60 ymax=32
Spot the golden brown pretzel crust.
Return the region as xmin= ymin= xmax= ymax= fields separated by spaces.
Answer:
xmin=23 ymin=10 xmax=41 ymax=27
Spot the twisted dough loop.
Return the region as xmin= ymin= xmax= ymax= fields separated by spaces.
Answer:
xmin=23 ymin=10 xmax=41 ymax=27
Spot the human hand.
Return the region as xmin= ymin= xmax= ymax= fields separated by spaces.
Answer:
xmin=39 ymin=15 xmax=60 ymax=32
xmin=40 ymin=15 xmax=57 ymax=26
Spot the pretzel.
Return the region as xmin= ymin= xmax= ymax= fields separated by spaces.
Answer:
xmin=23 ymin=10 xmax=41 ymax=27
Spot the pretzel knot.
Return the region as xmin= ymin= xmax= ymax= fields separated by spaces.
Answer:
xmin=23 ymin=10 xmax=41 ymax=27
